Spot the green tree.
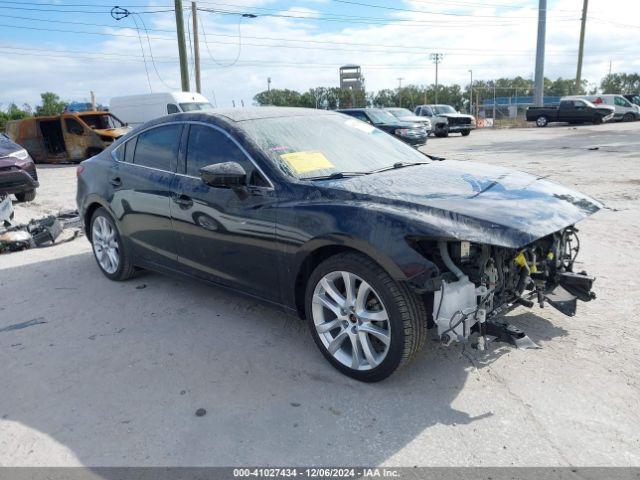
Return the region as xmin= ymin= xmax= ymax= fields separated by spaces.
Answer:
xmin=0 ymin=102 xmax=32 ymax=131
xmin=35 ymin=92 xmax=66 ymax=116
xmin=601 ymin=73 xmax=640 ymax=93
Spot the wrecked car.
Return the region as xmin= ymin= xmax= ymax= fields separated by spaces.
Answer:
xmin=76 ymin=108 xmax=600 ymax=382
xmin=6 ymin=112 xmax=130 ymax=163
xmin=0 ymin=133 xmax=38 ymax=202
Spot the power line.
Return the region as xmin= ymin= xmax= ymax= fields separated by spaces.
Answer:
xmin=327 ymin=0 xmax=558 ymax=19
xmin=0 ymin=17 xmax=625 ymax=59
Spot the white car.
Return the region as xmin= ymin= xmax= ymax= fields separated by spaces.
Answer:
xmin=563 ymin=94 xmax=640 ymax=122
xmin=109 ymin=92 xmax=213 ymax=126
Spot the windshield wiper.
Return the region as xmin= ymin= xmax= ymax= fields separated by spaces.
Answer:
xmin=371 ymin=161 xmax=430 ymax=173
xmin=305 ymin=171 xmax=370 ymax=181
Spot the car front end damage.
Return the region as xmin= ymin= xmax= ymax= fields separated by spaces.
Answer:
xmin=414 ymin=227 xmax=595 ymax=348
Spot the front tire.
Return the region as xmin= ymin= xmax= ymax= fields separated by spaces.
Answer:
xmin=536 ymin=115 xmax=549 ymax=127
xmin=305 ymin=252 xmax=427 ymax=382
xmin=461 ymin=129 xmax=471 ymax=136
xmin=15 ymin=190 xmax=36 ymax=202
xmin=90 ymin=207 xmax=135 ymax=281
xmin=435 ymin=125 xmax=449 ymax=137
xmin=623 ymin=113 xmax=634 ymax=122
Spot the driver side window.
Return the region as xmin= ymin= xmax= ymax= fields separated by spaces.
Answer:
xmin=185 ymin=124 xmax=268 ymax=187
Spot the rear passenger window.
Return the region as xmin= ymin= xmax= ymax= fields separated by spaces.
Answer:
xmin=133 ymin=125 xmax=181 ymax=171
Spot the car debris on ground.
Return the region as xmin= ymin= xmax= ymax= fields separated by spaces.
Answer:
xmin=0 ymin=208 xmax=82 ymax=254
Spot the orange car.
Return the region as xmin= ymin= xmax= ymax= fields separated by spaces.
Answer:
xmin=6 ymin=112 xmax=130 ymax=163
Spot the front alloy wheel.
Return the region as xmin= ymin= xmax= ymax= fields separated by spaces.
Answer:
xmin=312 ymin=271 xmax=391 ymax=371
xmin=305 ymin=252 xmax=427 ymax=382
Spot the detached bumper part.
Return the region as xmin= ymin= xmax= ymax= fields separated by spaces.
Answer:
xmin=545 ymin=271 xmax=596 ymax=317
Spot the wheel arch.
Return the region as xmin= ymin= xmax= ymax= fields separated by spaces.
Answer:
xmin=82 ymin=198 xmax=111 ymax=242
xmin=292 ymin=238 xmax=409 ymax=319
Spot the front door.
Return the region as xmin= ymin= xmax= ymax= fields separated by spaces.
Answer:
xmin=171 ymin=123 xmax=280 ymax=301
xmin=110 ymin=123 xmax=182 ymax=267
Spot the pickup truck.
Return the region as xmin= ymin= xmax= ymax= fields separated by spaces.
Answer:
xmin=526 ymin=99 xmax=615 ymax=127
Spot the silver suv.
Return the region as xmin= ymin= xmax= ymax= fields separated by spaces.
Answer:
xmin=414 ymin=104 xmax=476 ymax=137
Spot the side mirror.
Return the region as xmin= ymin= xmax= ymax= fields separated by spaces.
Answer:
xmin=200 ymin=161 xmax=246 ymax=188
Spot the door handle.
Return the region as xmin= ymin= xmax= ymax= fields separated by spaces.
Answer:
xmin=109 ymin=176 xmax=122 ymax=187
xmin=172 ymin=194 xmax=193 ymax=209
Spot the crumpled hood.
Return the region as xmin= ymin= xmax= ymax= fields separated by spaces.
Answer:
xmin=319 ymin=160 xmax=602 ymax=248
xmin=93 ymin=126 xmax=131 ymax=138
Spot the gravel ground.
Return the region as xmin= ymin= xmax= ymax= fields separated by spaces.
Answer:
xmin=1 ymin=122 xmax=639 ymax=467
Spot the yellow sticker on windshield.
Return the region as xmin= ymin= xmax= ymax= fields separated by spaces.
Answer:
xmin=281 ymin=151 xmax=334 ymax=174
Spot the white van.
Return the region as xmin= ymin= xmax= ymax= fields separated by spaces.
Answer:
xmin=563 ymin=94 xmax=640 ymax=122
xmin=109 ymin=92 xmax=213 ymax=126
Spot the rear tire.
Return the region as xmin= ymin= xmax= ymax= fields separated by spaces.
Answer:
xmin=305 ymin=252 xmax=427 ymax=382
xmin=536 ymin=116 xmax=548 ymax=127
xmin=461 ymin=129 xmax=471 ymax=136
xmin=90 ymin=207 xmax=136 ymax=281
xmin=15 ymin=190 xmax=36 ymax=202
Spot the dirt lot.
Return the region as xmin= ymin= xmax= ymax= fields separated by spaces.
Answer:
xmin=1 ymin=122 xmax=639 ymax=467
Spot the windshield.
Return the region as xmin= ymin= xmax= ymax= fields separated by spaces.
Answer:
xmin=180 ymin=102 xmax=213 ymax=112
xmin=366 ymin=109 xmax=401 ymax=124
xmin=241 ymin=114 xmax=428 ymax=180
xmin=386 ymin=108 xmax=414 ymax=118
xmin=80 ymin=113 xmax=124 ymax=129
xmin=432 ymin=105 xmax=457 ymax=115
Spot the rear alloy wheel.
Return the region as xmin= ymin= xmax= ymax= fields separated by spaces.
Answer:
xmin=305 ymin=252 xmax=427 ymax=382
xmin=15 ymin=190 xmax=36 ymax=202
xmin=623 ymin=113 xmax=634 ymax=122
xmin=536 ymin=116 xmax=549 ymax=127
xmin=90 ymin=208 xmax=135 ymax=281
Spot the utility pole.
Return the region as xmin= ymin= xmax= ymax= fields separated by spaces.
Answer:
xmin=430 ymin=53 xmax=443 ymax=103
xmin=191 ymin=2 xmax=201 ymax=93
xmin=608 ymin=59 xmax=612 ymax=77
xmin=174 ymin=0 xmax=190 ymax=91
xmin=90 ymin=91 xmax=96 ymax=111
xmin=397 ymin=77 xmax=403 ymax=107
xmin=575 ymin=0 xmax=588 ymax=92
xmin=468 ymin=69 xmax=473 ymax=114
xmin=533 ymin=0 xmax=546 ymax=106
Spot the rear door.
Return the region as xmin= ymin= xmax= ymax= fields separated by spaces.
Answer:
xmin=171 ymin=123 xmax=280 ymax=301
xmin=111 ymin=123 xmax=182 ymax=267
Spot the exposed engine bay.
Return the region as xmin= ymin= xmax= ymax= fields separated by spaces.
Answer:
xmin=429 ymin=227 xmax=596 ymax=347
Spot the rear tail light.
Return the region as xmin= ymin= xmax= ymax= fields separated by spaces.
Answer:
xmin=76 ymin=165 xmax=85 ymax=178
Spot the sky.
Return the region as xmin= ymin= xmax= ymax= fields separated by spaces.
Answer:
xmin=1 ymin=0 xmax=639 ymax=109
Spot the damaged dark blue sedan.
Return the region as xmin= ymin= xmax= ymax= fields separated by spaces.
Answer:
xmin=76 ymin=107 xmax=600 ymax=382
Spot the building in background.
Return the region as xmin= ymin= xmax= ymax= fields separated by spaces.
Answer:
xmin=339 ymin=65 xmax=365 ymax=92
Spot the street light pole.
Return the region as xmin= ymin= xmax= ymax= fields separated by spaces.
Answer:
xmin=430 ymin=53 xmax=443 ymax=103
xmin=397 ymin=77 xmax=403 ymax=107
xmin=533 ymin=0 xmax=547 ymax=106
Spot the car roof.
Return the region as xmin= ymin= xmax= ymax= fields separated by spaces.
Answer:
xmin=201 ymin=107 xmax=337 ymax=122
